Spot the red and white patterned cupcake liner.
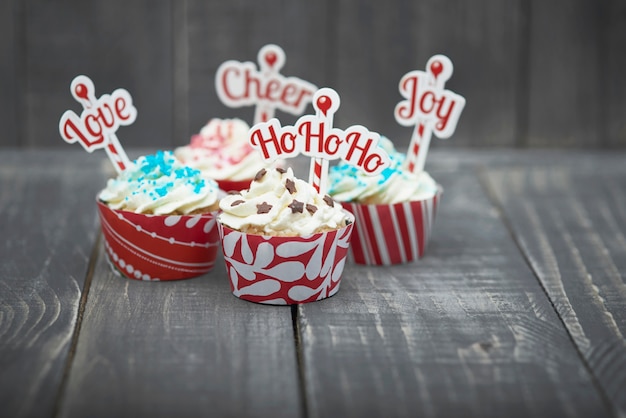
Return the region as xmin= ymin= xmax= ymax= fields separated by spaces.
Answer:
xmin=217 ymin=211 xmax=355 ymax=305
xmin=97 ymin=200 xmax=220 ymax=281
xmin=342 ymin=187 xmax=442 ymax=265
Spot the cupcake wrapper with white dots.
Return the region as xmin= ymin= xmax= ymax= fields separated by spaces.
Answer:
xmin=97 ymin=199 xmax=220 ymax=281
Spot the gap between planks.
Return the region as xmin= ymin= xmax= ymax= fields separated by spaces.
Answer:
xmin=51 ymin=232 xmax=102 ymax=418
xmin=476 ymin=165 xmax=617 ymax=417
xmin=292 ymin=304 xmax=310 ymax=418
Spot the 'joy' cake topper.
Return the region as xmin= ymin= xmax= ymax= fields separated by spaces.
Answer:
xmin=216 ymin=44 xmax=318 ymax=124
xmin=394 ymin=54 xmax=466 ymax=173
xmin=248 ymin=87 xmax=391 ymax=194
xmin=59 ymin=75 xmax=136 ymax=173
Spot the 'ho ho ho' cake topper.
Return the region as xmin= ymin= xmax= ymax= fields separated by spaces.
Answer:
xmin=248 ymin=87 xmax=391 ymax=195
xmin=394 ymin=54 xmax=466 ymax=173
xmin=59 ymin=75 xmax=136 ymax=173
xmin=216 ymin=44 xmax=318 ymax=124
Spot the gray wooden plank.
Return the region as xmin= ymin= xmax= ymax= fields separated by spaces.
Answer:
xmin=181 ymin=0 xmax=331 ymax=146
xmin=484 ymin=161 xmax=626 ymax=415
xmin=297 ymin=166 xmax=611 ymax=418
xmin=0 ymin=150 xmax=105 ymax=418
xmin=333 ymin=0 xmax=523 ymax=149
xmin=526 ymin=0 xmax=603 ymax=147
xmin=58 ymin=244 xmax=302 ymax=417
xmin=604 ymin=0 xmax=626 ymax=148
xmin=0 ymin=0 xmax=20 ymax=147
xmin=22 ymin=0 xmax=173 ymax=148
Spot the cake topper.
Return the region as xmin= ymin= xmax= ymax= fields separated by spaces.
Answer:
xmin=59 ymin=75 xmax=136 ymax=173
xmin=215 ymin=44 xmax=318 ymax=124
xmin=248 ymin=87 xmax=391 ymax=194
xmin=394 ymin=54 xmax=465 ymax=172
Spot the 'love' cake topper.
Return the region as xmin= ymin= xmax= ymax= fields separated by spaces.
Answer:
xmin=59 ymin=75 xmax=136 ymax=173
xmin=248 ymin=87 xmax=391 ymax=194
xmin=394 ymin=54 xmax=466 ymax=173
xmin=216 ymin=44 xmax=318 ymax=124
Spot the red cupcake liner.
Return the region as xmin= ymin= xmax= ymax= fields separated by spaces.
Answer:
xmin=342 ymin=187 xmax=442 ymax=265
xmin=97 ymin=200 xmax=220 ymax=281
xmin=217 ymin=212 xmax=355 ymax=305
xmin=215 ymin=178 xmax=253 ymax=193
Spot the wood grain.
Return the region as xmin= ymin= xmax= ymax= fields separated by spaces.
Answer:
xmin=526 ymin=0 xmax=603 ymax=147
xmin=484 ymin=161 xmax=626 ymax=416
xmin=0 ymin=0 xmax=19 ymax=147
xmin=0 ymin=151 xmax=105 ymax=418
xmin=604 ymin=0 xmax=626 ymax=148
xmin=333 ymin=0 xmax=524 ymax=148
xmin=58 ymin=247 xmax=302 ymax=418
xmin=20 ymin=0 xmax=174 ymax=149
xmin=296 ymin=167 xmax=611 ymax=418
xmin=180 ymin=0 xmax=332 ymax=146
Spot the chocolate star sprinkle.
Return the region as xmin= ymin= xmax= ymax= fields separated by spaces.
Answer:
xmin=230 ymin=199 xmax=245 ymax=207
xmin=323 ymin=195 xmax=334 ymax=207
xmin=276 ymin=167 xmax=287 ymax=174
xmin=256 ymin=202 xmax=273 ymax=214
xmin=288 ymin=200 xmax=304 ymax=213
xmin=306 ymin=204 xmax=318 ymax=214
xmin=285 ymin=178 xmax=297 ymax=194
xmin=254 ymin=168 xmax=267 ymax=182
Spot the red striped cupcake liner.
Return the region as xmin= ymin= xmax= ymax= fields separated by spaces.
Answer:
xmin=97 ymin=200 xmax=220 ymax=281
xmin=217 ymin=211 xmax=355 ymax=305
xmin=342 ymin=187 xmax=442 ymax=265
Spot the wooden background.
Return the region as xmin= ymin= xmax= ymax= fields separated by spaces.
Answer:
xmin=1 ymin=0 xmax=625 ymax=150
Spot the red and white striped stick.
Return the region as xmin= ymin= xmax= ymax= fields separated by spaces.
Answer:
xmin=405 ymin=122 xmax=430 ymax=173
xmin=308 ymin=90 xmax=337 ymax=194
xmin=401 ymin=55 xmax=456 ymax=174
xmin=74 ymin=83 xmax=131 ymax=173
xmin=60 ymin=75 xmax=134 ymax=174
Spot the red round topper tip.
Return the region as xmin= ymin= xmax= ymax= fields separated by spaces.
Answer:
xmin=316 ymin=95 xmax=332 ymax=116
xmin=265 ymin=51 xmax=277 ymax=68
xmin=74 ymin=83 xmax=89 ymax=100
xmin=430 ymin=60 xmax=443 ymax=79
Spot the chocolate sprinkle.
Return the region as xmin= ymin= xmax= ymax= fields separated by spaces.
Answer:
xmin=285 ymin=178 xmax=297 ymax=194
xmin=288 ymin=200 xmax=304 ymax=213
xmin=227 ymin=190 xmax=242 ymax=195
xmin=323 ymin=195 xmax=334 ymax=207
xmin=306 ymin=204 xmax=318 ymax=214
xmin=254 ymin=168 xmax=267 ymax=182
xmin=231 ymin=199 xmax=245 ymax=206
xmin=256 ymin=201 xmax=272 ymax=214
xmin=276 ymin=167 xmax=287 ymax=174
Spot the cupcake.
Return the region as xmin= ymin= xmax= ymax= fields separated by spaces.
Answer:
xmin=328 ymin=137 xmax=441 ymax=265
xmin=97 ymin=150 xmax=221 ymax=281
xmin=217 ymin=167 xmax=354 ymax=305
xmin=174 ymin=118 xmax=272 ymax=192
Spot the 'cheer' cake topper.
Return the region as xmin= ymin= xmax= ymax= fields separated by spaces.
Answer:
xmin=59 ymin=75 xmax=136 ymax=173
xmin=394 ymin=54 xmax=465 ymax=173
xmin=248 ymin=87 xmax=391 ymax=194
xmin=216 ymin=44 xmax=318 ymax=124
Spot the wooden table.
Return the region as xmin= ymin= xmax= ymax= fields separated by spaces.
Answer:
xmin=1 ymin=149 xmax=625 ymax=418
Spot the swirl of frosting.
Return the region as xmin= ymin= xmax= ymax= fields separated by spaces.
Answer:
xmin=99 ymin=151 xmax=220 ymax=215
xmin=328 ymin=136 xmax=438 ymax=204
xmin=218 ymin=167 xmax=349 ymax=236
xmin=174 ymin=118 xmax=271 ymax=181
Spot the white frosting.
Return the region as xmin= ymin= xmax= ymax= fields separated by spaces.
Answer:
xmin=175 ymin=118 xmax=271 ymax=181
xmin=99 ymin=151 xmax=219 ymax=215
xmin=328 ymin=136 xmax=438 ymax=204
xmin=218 ymin=167 xmax=348 ymax=236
